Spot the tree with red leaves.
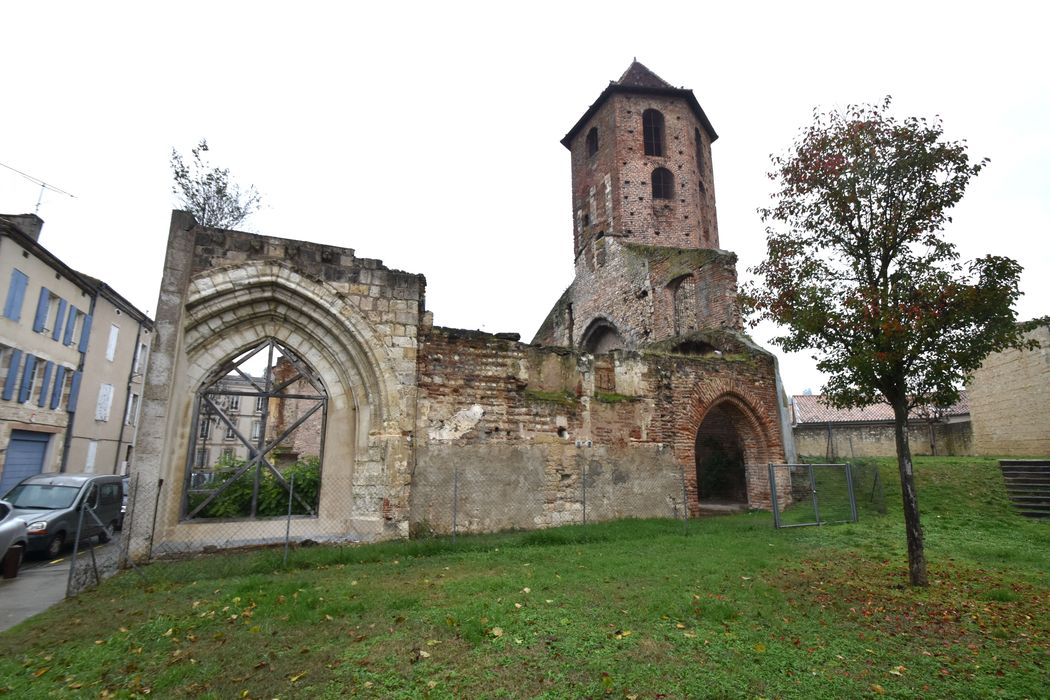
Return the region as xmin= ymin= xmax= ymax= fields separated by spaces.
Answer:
xmin=745 ymin=97 xmax=1031 ymax=587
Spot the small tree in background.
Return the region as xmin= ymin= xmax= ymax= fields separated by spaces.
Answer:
xmin=744 ymin=97 xmax=1032 ymax=587
xmin=170 ymin=139 xmax=261 ymax=229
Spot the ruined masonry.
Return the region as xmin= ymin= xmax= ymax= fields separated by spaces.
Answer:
xmin=126 ymin=62 xmax=792 ymax=559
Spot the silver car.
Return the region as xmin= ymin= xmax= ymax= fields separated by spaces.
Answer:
xmin=0 ymin=500 xmax=28 ymax=578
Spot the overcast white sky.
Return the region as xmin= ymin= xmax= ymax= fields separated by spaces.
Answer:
xmin=2 ymin=2 xmax=1047 ymax=396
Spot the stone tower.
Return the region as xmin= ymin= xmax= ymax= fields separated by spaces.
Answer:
xmin=563 ymin=60 xmax=720 ymax=260
xmin=534 ymin=61 xmax=740 ymax=353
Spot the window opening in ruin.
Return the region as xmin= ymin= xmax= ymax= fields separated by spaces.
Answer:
xmin=581 ymin=318 xmax=626 ymax=354
xmin=586 ymin=127 xmax=599 ymax=157
xmin=651 ymin=168 xmax=674 ymax=200
xmin=642 ymin=109 xmax=665 ymax=156
xmin=182 ymin=337 xmax=327 ymax=521
xmin=695 ymin=403 xmax=749 ymax=505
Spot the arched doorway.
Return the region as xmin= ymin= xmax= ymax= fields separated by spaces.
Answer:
xmin=695 ymin=401 xmax=750 ymax=506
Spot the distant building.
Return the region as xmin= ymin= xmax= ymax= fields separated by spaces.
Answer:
xmin=792 ymin=393 xmax=971 ymax=459
xmin=968 ymin=321 xmax=1050 ymax=456
xmin=0 ymin=214 xmax=153 ymax=494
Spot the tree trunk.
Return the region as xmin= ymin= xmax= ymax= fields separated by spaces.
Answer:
xmin=893 ymin=401 xmax=928 ymax=586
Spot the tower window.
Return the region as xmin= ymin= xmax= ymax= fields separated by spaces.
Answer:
xmin=586 ymin=127 xmax=599 ymax=157
xmin=651 ymin=168 xmax=674 ymax=199
xmin=643 ymin=109 xmax=665 ymax=157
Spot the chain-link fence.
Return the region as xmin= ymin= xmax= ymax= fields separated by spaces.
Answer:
xmin=768 ymin=462 xmax=884 ymax=528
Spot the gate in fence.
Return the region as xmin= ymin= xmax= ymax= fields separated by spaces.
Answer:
xmin=768 ymin=462 xmax=859 ymax=529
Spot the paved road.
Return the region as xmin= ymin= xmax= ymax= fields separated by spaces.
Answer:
xmin=0 ymin=535 xmax=122 ymax=633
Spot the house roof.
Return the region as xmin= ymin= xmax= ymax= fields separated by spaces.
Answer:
xmin=561 ymin=61 xmax=718 ymax=149
xmin=792 ymin=392 xmax=970 ymax=425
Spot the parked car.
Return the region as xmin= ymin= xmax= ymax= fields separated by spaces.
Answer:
xmin=2 ymin=474 xmax=124 ymax=558
xmin=0 ymin=500 xmax=28 ymax=578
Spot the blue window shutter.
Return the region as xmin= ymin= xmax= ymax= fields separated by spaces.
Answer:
xmin=78 ymin=314 xmax=93 ymax=352
xmin=38 ymin=361 xmax=53 ymax=407
xmin=18 ymin=355 xmax=37 ymax=403
xmin=2 ymin=349 xmax=23 ymax=400
xmin=51 ymin=365 xmax=66 ymax=409
xmin=32 ymin=288 xmax=50 ymax=332
xmin=3 ymin=270 xmax=29 ymax=321
xmin=68 ymin=371 xmax=82 ymax=412
xmin=51 ymin=299 xmax=67 ymax=340
xmin=63 ymin=306 xmax=78 ymax=346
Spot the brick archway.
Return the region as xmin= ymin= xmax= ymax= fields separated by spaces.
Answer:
xmin=675 ymin=382 xmax=783 ymax=514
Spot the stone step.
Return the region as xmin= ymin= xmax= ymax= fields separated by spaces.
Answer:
xmin=999 ymin=461 xmax=1050 ymax=519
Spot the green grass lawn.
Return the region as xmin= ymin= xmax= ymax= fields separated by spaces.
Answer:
xmin=1 ymin=457 xmax=1046 ymax=699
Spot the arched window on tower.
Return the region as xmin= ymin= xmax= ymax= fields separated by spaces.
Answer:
xmin=651 ymin=168 xmax=674 ymax=200
xmin=586 ymin=127 xmax=599 ymax=157
xmin=643 ymin=109 xmax=665 ymax=156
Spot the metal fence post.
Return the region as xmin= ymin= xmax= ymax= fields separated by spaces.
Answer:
xmin=808 ymin=464 xmax=822 ymax=525
xmin=768 ymin=463 xmax=782 ymax=529
xmin=581 ymin=462 xmax=587 ymax=526
xmin=283 ymin=473 xmax=296 ymax=567
xmin=680 ymin=465 xmax=689 ymax=535
xmin=146 ymin=478 xmax=164 ymax=561
xmin=65 ymin=497 xmax=90 ymax=597
xmin=845 ymin=462 xmax=858 ymax=523
xmin=452 ymin=466 xmax=458 ymax=544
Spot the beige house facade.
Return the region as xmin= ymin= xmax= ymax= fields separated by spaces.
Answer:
xmin=0 ymin=214 xmax=152 ymax=495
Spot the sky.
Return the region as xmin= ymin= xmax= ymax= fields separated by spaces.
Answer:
xmin=2 ymin=1 xmax=1047 ymax=396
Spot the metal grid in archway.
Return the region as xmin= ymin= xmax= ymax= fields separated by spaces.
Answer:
xmin=182 ymin=338 xmax=327 ymax=520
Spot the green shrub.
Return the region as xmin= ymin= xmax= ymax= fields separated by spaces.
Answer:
xmin=189 ymin=454 xmax=321 ymax=519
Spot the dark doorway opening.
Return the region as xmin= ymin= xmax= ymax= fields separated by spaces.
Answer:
xmin=695 ymin=403 xmax=748 ymax=505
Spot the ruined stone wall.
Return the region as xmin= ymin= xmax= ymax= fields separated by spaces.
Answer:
xmin=794 ymin=420 xmax=973 ymax=459
xmin=533 ymin=241 xmax=740 ymax=351
xmin=969 ymin=324 xmax=1050 ymax=456
xmin=127 ymin=212 xmax=425 ymax=560
xmin=413 ymin=327 xmax=785 ymax=533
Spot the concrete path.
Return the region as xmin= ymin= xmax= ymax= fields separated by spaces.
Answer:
xmin=0 ymin=555 xmax=70 ymax=632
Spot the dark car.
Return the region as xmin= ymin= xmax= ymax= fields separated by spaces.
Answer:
xmin=2 ymin=473 xmax=123 ymax=558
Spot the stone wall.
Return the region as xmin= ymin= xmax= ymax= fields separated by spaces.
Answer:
xmin=127 ymin=212 xmax=426 ymax=560
xmin=969 ymin=324 xmax=1050 ymax=456
xmin=413 ymin=326 xmax=786 ymax=533
xmin=794 ymin=420 xmax=972 ymax=460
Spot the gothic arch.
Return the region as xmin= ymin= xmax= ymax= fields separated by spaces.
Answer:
xmin=183 ymin=261 xmax=399 ymax=429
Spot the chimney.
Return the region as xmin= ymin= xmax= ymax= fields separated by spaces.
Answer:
xmin=3 ymin=214 xmax=44 ymax=242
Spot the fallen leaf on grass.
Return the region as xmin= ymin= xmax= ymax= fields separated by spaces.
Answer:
xmin=289 ymin=671 xmax=307 ymax=682
xmin=491 ymin=627 xmax=504 ymax=638
xmin=33 ymin=668 xmax=49 ymax=678
xmin=870 ymin=684 xmax=885 ymax=694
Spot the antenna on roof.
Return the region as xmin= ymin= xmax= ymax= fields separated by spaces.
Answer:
xmin=0 ymin=161 xmax=77 ymax=214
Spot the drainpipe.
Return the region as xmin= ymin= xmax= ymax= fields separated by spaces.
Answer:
xmin=113 ymin=319 xmax=146 ymax=475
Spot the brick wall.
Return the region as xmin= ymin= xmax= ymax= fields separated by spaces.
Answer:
xmin=567 ymin=93 xmax=718 ymax=255
xmin=414 ymin=326 xmax=785 ymax=532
